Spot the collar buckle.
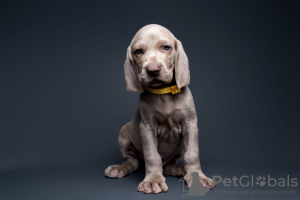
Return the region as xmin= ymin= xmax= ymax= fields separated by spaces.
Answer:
xmin=171 ymin=85 xmax=181 ymax=94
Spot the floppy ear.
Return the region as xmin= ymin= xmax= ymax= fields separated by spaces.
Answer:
xmin=175 ymin=40 xmax=190 ymax=89
xmin=124 ymin=46 xmax=144 ymax=93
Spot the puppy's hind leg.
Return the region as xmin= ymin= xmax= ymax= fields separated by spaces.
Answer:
xmin=105 ymin=122 xmax=139 ymax=178
xmin=163 ymin=148 xmax=185 ymax=177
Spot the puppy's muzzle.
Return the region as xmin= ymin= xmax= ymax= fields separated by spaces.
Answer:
xmin=146 ymin=62 xmax=161 ymax=77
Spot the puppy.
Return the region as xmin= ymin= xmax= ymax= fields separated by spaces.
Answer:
xmin=105 ymin=24 xmax=213 ymax=194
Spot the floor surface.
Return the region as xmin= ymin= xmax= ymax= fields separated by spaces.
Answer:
xmin=1 ymin=162 xmax=299 ymax=200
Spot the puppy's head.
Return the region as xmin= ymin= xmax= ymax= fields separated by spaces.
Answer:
xmin=124 ymin=24 xmax=190 ymax=93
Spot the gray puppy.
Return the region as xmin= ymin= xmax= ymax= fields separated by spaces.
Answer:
xmin=105 ymin=24 xmax=213 ymax=194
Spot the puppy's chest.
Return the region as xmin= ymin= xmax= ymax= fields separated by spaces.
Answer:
xmin=151 ymin=105 xmax=185 ymax=137
xmin=152 ymin=107 xmax=185 ymax=159
xmin=141 ymin=93 xmax=189 ymax=137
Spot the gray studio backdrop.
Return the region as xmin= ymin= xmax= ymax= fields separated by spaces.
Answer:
xmin=0 ymin=0 xmax=299 ymax=200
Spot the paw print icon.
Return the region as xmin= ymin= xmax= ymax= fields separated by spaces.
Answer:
xmin=256 ymin=176 xmax=266 ymax=186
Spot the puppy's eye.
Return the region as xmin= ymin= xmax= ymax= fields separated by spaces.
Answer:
xmin=163 ymin=45 xmax=171 ymax=50
xmin=134 ymin=49 xmax=143 ymax=54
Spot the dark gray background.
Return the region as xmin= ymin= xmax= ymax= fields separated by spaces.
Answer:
xmin=0 ymin=0 xmax=299 ymax=199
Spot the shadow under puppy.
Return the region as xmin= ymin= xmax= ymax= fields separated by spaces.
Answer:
xmin=105 ymin=24 xmax=213 ymax=194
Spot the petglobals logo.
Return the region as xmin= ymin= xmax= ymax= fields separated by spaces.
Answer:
xmin=180 ymin=173 xmax=298 ymax=198
xmin=213 ymin=175 xmax=298 ymax=187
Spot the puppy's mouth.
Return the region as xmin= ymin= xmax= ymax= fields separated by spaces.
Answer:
xmin=150 ymin=78 xmax=164 ymax=84
xmin=147 ymin=78 xmax=168 ymax=88
xmin=141 ymin=72 xmax=173 ymax=89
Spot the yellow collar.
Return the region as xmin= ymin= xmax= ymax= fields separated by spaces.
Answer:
xmin=146 ymin=85 xmax=181 ymax=95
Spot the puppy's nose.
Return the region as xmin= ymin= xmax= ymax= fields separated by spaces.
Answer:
xmin=146 ymin=63 xmax=160 ymax=77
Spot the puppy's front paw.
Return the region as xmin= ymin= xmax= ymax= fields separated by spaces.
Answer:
xmin=105 ymin=165 xmax=128 ymax=178
xmin=184 ymin=171 xmax=213 ymax=189
xmin=137 ymin=174 xmax=168 ymax=194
